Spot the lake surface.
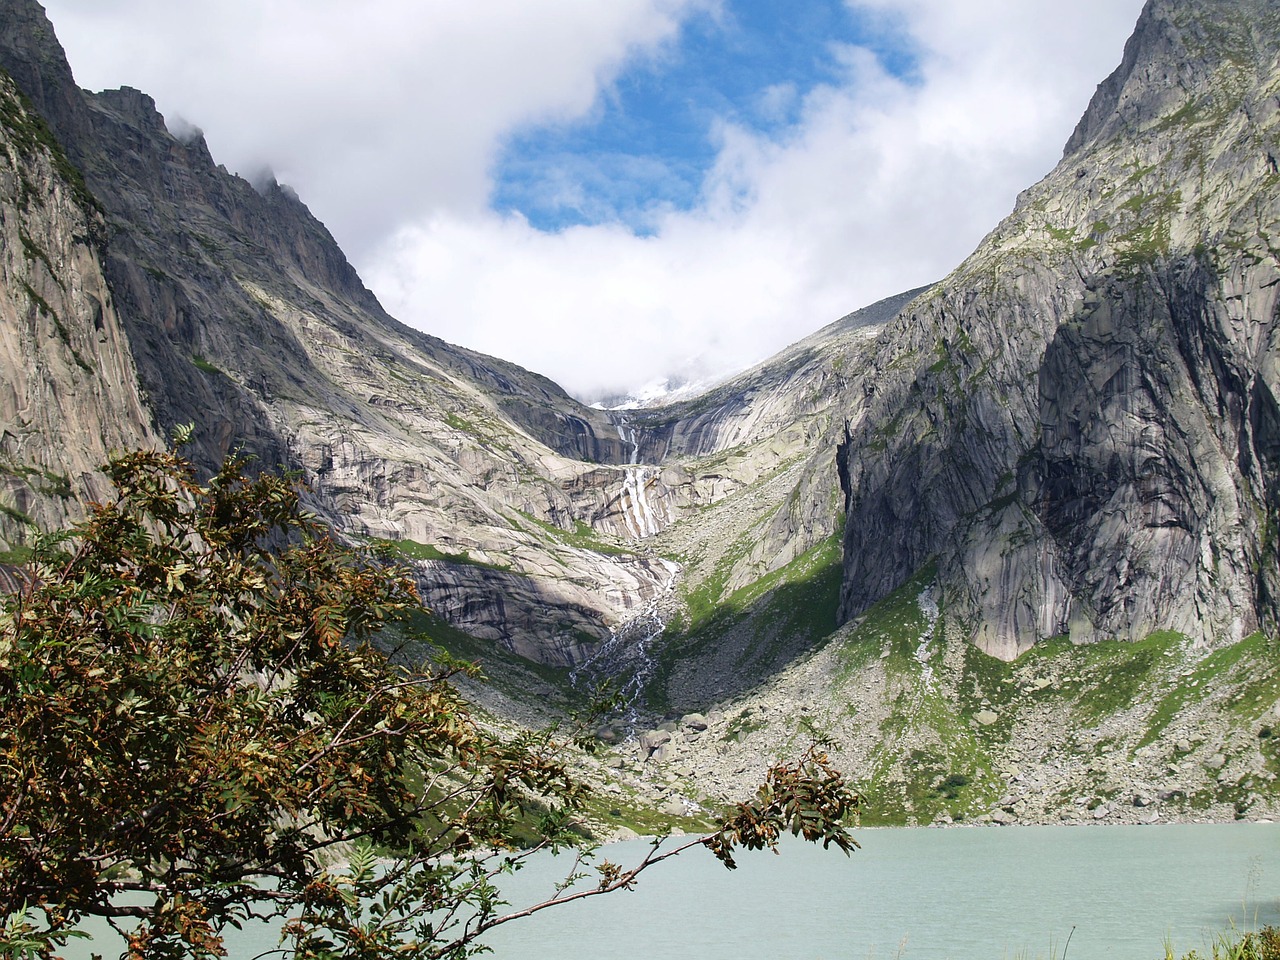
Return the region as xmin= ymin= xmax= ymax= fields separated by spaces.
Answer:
xmin=480 ymin=822 xmax=1280 ymax=960
xmin=69 ymin=822 xmax=1280 ymax=959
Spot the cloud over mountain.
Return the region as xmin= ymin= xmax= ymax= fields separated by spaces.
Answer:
xmin=43 ymin=0 xmax=1144 ymax=400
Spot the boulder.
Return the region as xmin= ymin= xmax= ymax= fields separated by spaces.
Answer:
xmin=682 ymin=713 xmax=709 ymax=732
xmin=638 ymin=729 xmax=672 ymax=755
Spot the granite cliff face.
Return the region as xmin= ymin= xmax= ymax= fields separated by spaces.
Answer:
xmin=836 ymin=0 xmax=1280 ymax=659
xmin=4 ymin=0 xmax=1279 ymax=689
xmin=6 ymin=0 xmax=1280 ymax=826
xmin=0 ymin=70 xmax=156 ymax=543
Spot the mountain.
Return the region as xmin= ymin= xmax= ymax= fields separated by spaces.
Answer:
xmin=835 ymin=0 xmax=1280 ymax=659
xmin=3 ymin=0 xmax=1280 ymax=827
xmin=0 ymin=67 xmax=157 ymax=535
xmin=0 ymin=0 xmax=883 ymax=683
xmin=619 ymin=0 xmax=1280 ymax=826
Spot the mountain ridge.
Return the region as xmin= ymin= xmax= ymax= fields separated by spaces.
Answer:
xmin=4 ymin=0 xmax=1280 ymax=828
xmin=0 ymin=0 xmax=888 ymax=674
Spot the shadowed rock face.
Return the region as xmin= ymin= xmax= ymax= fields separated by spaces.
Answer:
xmin=837 ymin=0 xmax=1280 ymax=658
xmin=5 ymin=0 xmax=1277 ymax=678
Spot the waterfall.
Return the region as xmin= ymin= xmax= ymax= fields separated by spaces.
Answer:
xmin=613 ymin=416 xmax=662 ymax=540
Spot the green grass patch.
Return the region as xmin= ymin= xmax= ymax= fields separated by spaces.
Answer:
xmin=647 ymin=533 xmax=842 ymax=714
xmin=834 ymin=562 xmax=938 ymax=677
xmin=663 ymin=534 xmax=839 ymax=661
xmin=0 ymin=502 xmax=34 ymax=526
xmin=830 ymin=567 xmax=1005 ymax=824
xmin=1066 ymin=630 xmax=1183 ymax=724
xmin=191 ymin=354 xmax=224 ymax=375
xmin=0 ymin=461 xmax=72 ymax=498
xmin=19 ymin=281 xmax=92 ymax=372
xmin=374 ymin=537 xmax=513 ymax=573
xmin=512 ymin=510 xmax=632 ymax=556
xmin=18 ymin=230 xmax=56 ymax=282
xmin=722 ymin=708 xmax=766 ymax=743
xmin=730 ymin=544 xmax=843 ymax=669
xmin=444 ymin=411 xmax=481 ymax=435
xmin=386 ymin=609 xmax=575 ymax=705
xmin=579 ymin=785 xmax=716 ymax=838
xmin=1144 ymin=632 xmax=1280 ymax=745
xmin=674 ymin=532 xmax=757 ymax=635
xmin=0 ymin=545 xmax=33 ymax=565
xmin=0 ymin=70 xmax=103 ymax=223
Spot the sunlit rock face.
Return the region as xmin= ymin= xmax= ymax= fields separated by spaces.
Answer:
xmin=836 ymin=0 xmax=1280 ymax=658
xmin=5 ymin=0 xmax=1278 ymax=676
xmin=0 ymin=71 xmax=158 ymax=545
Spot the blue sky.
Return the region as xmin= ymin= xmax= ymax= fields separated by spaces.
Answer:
xmin=41 ymin=0 xmax=1146 ymax=402
xmin=492 ymin=1 xmax=919 ymax=234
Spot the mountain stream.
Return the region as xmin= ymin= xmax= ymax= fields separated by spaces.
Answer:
xmin=569 ymin=416 xmax=681 ymax=722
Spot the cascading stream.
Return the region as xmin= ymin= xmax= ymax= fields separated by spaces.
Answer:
xmin=566 ymin=415 xmax=679 ymax=723
xmin=570 ymin=557 xmax=680 ymax=725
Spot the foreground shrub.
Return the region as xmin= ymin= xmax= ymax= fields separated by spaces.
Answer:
xmin=0 ymin=445 xmax=858 ymax=959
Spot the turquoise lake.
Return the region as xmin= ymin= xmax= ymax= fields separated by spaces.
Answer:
xmin=480 ymin=822 xmax=1280 ymax=960
xmin=68 ymin=822 xmax=1280 ymax=959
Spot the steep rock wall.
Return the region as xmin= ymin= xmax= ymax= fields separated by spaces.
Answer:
xmin=838 ymin=0 xmax=1280 ymax=658
xmin=0 ymin=69 xmax=157 ymax=544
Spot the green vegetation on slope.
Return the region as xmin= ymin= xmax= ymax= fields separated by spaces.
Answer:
xmin=374 ymin=536 xmax=513 ymax=573
xmin=818 ymin=560 xmax=1280 ymax=826
xmin=648 ymin=533 xmax=843 ymax=713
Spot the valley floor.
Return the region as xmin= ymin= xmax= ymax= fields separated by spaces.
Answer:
xmin=506 ymin=576 xmax=1280 ymax=839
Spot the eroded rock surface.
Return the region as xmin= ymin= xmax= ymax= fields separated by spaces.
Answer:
xmin=0 ymin=69 xmax=157 ymax=543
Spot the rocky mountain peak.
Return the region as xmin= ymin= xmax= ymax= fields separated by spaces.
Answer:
xmin=4 ymin=0 xmax=1280 ymax=833
xmin=1064 ymin=0 xmax=1280 ymax=158
xmin=5 ymin=0 xmax=1279 ymax=680
xmin=0 ymin=0 xmax=92 ymax=164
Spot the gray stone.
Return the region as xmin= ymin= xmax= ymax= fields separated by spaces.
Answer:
xmin=639 ymin=729 xmax=672 ymax=752
xmin=594 ymin=725 xmax=624 ymax=745
xmin=835 ymin=0 xmax=1280 ymax=662
xmin=650 ymin=743 xmax=675 ymax=764
xmin=682 ymin=713 xmax=709 ymax=732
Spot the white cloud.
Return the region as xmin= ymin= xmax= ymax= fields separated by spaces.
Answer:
xmin=42 ymin=0 xmax=1146 ymax=401
xmin=42 ymin=0 xmax=707 ymax=254
xmin=368 ymin=0 xmax=1146 ymax=399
